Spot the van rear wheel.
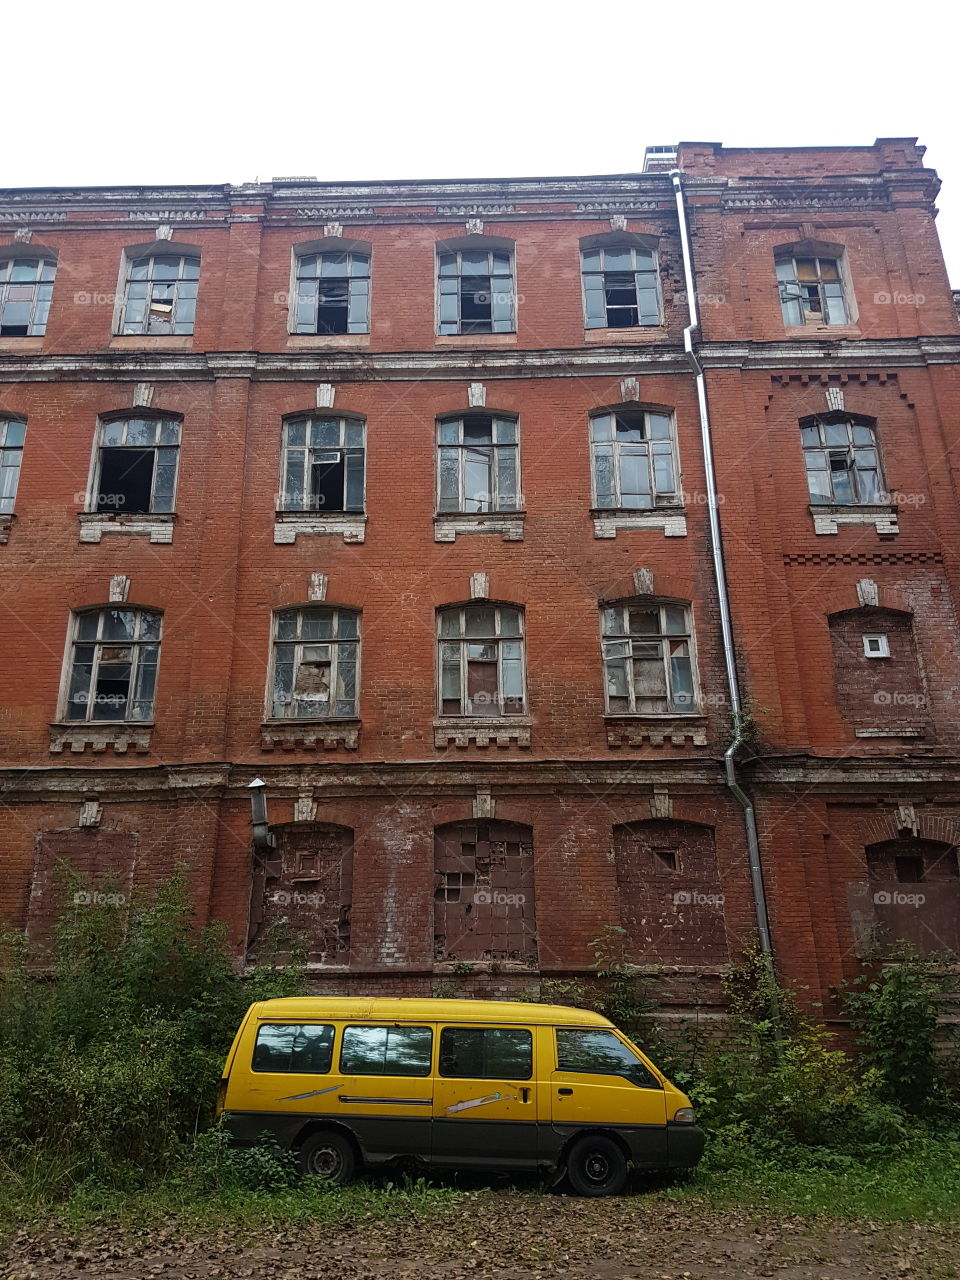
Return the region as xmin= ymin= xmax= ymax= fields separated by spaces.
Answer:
xmin=298 ymin=1130 xmax=357 ymax=1185
xmin=565 ymin=1134 xmax=628 ymax=1197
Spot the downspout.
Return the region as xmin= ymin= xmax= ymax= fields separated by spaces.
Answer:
xmin=670 ymin=171 xmax=781 ymax=1034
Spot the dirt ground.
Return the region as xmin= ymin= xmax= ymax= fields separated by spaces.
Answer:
xmin=2 ymin=1192 xmax=956 ymax=1280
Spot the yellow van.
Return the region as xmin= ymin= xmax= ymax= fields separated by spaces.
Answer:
xmin=218 ymin=997 xmax=703 ymax=1195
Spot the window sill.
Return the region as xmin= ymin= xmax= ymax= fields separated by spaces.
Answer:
xmin=0 ymin=336 xmax=44 ymax=352
xmin=809 ymin=503 xmax=899 ymax=535
xmin=273 ymin=512 xmax=367 ymax=544
xmin=78 ymin=512 xmax=176 ymax=543
xmin=434 ymin=511 xmax=525 ymax=542
xmin=0 ymin=513 xmax=14 ymax=544
xmin=49 ymin=723 xmax=154 ymax=755
xmin=286 ymin=333 xmax=370 ymax=350
xmin=108 ymin=335 xmax=194 ymax=350
xmin=854 ymin=726 xmax=926 ymax=739
xmin=260 ymin=720 xmax=360 ymax=751
xmin=434 ymin=716 xmax=532 ymax=748
xmin=435 ymin=333 xmax=517 ymax=347
xmin=583 ymin=326 xmax=665 ymax=343
xmin=605 ymin=715 xmax=708 ymax=747
xmin=591 ymin=507 xmax=687 ymax=539
xmin=783 ymin=324 xmax=861 ymax=338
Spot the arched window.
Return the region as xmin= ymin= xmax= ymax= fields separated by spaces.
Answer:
xmin=269 ymin=606 xmax=360 ymax=720
xmin=437 ymin=412 xmax=520 ymax=513
xmin=590 ymin=407 xmax=679 ymax=509
xmin=437 ymin=237 xmax=516 ymax=334
xmin=601 ymin=600 xmax=697 ymax=714
xmin=61 ymin=607 xmax=162 ymax=723
xmin=0 ymin=251 xmax=56 ymax=336
xmin=0 ymin=415 xmax=26 ymax=514
xmin=278 ymin=414 xmax=365 ymax=513
xmin=292 ymin=241 xmax=370 ymax=334
xmin=801 ymin=413 xmax=886 ymax=505
xmin=119 ymin=244 xmax=200 ymax=334
xmin=438 ymin=603 xmax=525 ymax=717
xmin=581 ymin=240 xmax=661 ymax=328
xmin=775 ymin=243 xmax=850 ymax=326
xmin=89 ymin=412 xmax=181 ymax=513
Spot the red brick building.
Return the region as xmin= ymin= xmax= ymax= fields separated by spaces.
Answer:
xmin=1 ymin=138 xmax=958 ymax=1025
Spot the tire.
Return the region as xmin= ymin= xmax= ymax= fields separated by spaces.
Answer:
xmin=298 ymin=1130 xmax=358 ymax=1185
xmin=565 ymin=1134 xmax=628 ymax=1197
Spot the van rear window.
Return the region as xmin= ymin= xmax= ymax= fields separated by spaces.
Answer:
xmin=555 ymin=1029 xmax=660 ymax=1089
xmin=252 ymin=1023 xmax=335 ymax=1074
xmin=439 ymin=1026 xmax=533 ymax=1079
xmin=340 ymin=1025 xmax=433 ymax=1076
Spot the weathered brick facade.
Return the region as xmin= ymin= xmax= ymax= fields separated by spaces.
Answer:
xmin=1 ymin=138 xmax=958 ymax=1024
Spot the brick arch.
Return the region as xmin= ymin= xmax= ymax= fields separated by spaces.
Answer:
xmin=853 ymin=810 xmax=960 ymax=855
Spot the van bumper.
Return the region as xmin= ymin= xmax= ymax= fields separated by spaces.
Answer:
xmin=666 ymin=1121 xmax=705 ymax=1168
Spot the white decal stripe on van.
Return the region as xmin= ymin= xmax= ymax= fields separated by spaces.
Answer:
xmin=278 ymin=1084 xmax=342 ymax=1102
xmin=445 ymin=1092 xmax=518 ymax=1114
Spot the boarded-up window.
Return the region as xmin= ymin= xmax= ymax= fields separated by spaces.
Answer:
xmin=249 ymin=822 xmax=353 ymax=964
xmin=848 ymin=838 xmax=960 ymax=958
xmin=26 ymin=828 xmax=139 ymax=955
xmin=613 ymin=820 xmax=727 ymax=965
xmin=433 ymin=820 xmax=536 ymax=964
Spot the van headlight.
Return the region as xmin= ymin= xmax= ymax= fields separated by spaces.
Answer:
xmin=672 ymin=1106 xmax=696 ymax=1124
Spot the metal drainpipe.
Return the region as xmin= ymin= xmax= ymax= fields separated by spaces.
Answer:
xmin=670 ymin=171 xmax=781 ymax=1028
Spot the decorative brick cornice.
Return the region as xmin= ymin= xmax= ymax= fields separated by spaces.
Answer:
xmin=605 ymin=716 xmax=708 ymax=748
xmin=434 ymin=718 xmax=532 ymax=749
xmin=433 ymin=512 xmax=525 ymax=542
xmin=260 ymin=721 xmax=361 ymax=751
xmin=810 ymin=504 xmax=899 ymax=536
xmin=592 ymin=509 xmax=687 ymax=539
xmin=48 ymin=724 xmax=153 ymax=754
xmin=78 ymin=512 xmax=175 ymax=544
xmin=273 ymin=513 xmax=367 ymax=544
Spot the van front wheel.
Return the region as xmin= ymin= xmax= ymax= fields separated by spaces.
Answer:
xmin=298 ymin=1130 xmax=358 ymax=1185
xmin=565 ymin=1134 xmax=628 ymax=1197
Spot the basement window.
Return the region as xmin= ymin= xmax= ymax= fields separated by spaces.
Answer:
xmin=90 ymin=416 xmax=181 ymax=514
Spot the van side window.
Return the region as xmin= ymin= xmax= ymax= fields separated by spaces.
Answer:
xmin=252 ymin=1023 xmax=334 ymax=1074
xmin=340 ymin=1025 xmax=433 ymax=1076
xmin=556 ymin=1029 xmax=660 ymax=1089
xmin=439 ymin=1026 xmax=533 ymax=1079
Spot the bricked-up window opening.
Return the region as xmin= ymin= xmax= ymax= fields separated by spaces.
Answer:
xmin=438 ymin=604 xmax=525 ymax=717
xmin=271 ymin=607 xmax=359 ymax=720
xmin=62 ymin=608 xmax=161 ymax=722
xmin=828 ymin=607 xmax=926 ymax=730
xmin=252 ymin=1023 xmax=334 ymax=1073
xmin=0 ymin=257 xmax=55 ymax=335
xmin=92 ymin=416 xmax=181 ymax=514
xmin=294 ymin=251 xmax=370 ymax=334
xmin=776 ymin=254 xmax=848 ymax=325
xmin=433 ymin=820 xmax=537 ymax=964
xmin=120 ymin=253 xmax=199 ymax=334
xmin=581 ymin=245 xmax=661 ymax=328
xmin=590 ymin=410 xmax=679 ymax=509
xmin=279 ymin=415 xmax=365 ymax=513
xmin=867 ymin=839 xmax=959 ymax=884
xmin=0 ymin=417 xmax=26 ymax=514
xmin=251 ymin=822 xmax=353 ymax=964
xmin=602 ymin=602 xmax=696 ymax=714
xmin=437 ymin=414 xmax=520 ymax=513
xmin=438 ymin=248 xmax=515 ymax=334
xmin=801 ymin=416 xmax=886 ymax=505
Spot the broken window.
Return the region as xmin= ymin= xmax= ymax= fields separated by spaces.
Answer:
xmin=777 ymin=254 xmax=848 ymax=326
xmin=602 ymin=601 xmax=696 ymax=715
xmin=279 ymin=415 xmax=365 ymax=513
xmin=433 ymin=820 xmax=537 ymax=964
xmin=92 ymin=415 xmax=181 ymax=513
xmin=120 ymin=252 xmax=199 ymax=334
xmin=590 ymin=409 xmax=678 ymax=509
xmin=438 ymin=604 xmax=525 ymax=717
xmin=63 ymin=607 xmax=161 ymax=723
xmin=801 ymin=415 xmax=886 ymax=505
xmin=437 ymin=247 xmax=515 ymax=334
xmin=0 ymin=257 xmax=55 ymax=336
xmin=437 ymin=414 xmax=520 ymax=513
xmin=271 ymin=607 xmax=359 ymax=720
xmin=293 ymin=250 xmax=370 ymax=334
xmin=0 ymin=417 xmax=26 ymax=514
xmin=582 ymin=244 xmax=661 ymax=328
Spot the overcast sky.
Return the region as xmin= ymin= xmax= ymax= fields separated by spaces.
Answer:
xmin=8 ymin=0 xmax=958 ymax=283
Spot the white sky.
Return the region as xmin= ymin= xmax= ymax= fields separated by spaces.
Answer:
xmin=10 ymin=0 xmax=960 ymax=283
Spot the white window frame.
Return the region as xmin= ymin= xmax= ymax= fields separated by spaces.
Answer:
xmin=590 ymin=409 xmax=680 ymax=510
xmin=114 ymin=245 xmax=201 ymax=335
xmin=437 ymin=604 xmax=527 ymax=717
xmin=278 ymin=415 xmax=366 ymax=514
xmin=580 ymin=242 xmax=662 ymax=329
xmin=863 ymin=633 xmax=890 ymax=658
xmin=801 ymin=415 xmax=887 ymax=507
xmin=59 ymin=607 xmax=162 ymax=724
xmin=436 ymin=414 xmax=521 ymax=514
xmin=268 ymin=606 xmax=361 ymax=721
xmin=289 ymin=243 xmax=372 ymax=335
xmin=0 ymin=416 xmax=27 ymax=514
xmin=775 ymin=249 xmax=854 ymax=327
xmin=600 ymin=600 xmax=699 ymax=716
xmin=436 ymin=241 xmax=517 ymax=335
xmin=86 ymin=414 xmax=182 ymax=514
xmin=0 ymin=253 xmax=56 ymax=336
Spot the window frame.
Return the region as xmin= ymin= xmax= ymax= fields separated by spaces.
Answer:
xmin=268 ymin=605 xmax=361 ymax=722
xmin=0 ymin=416 xmax=27 ymax=515
xmin=800 ymin=414 xmax=888 ymax=507
xmin=435 ymin=242 xmax=517 ymax=335
xmin=278 ymin=414 xmax=366 ymax=514
xmin=0 ymin=254 xmax=56 ymax=337
xmin=589 ymin=408 xmax=680 ymax=510
xmin=86 ymin=413 xmax=182 ymax=515
xmin=59 ymin=606 xmax=163 ymax=725
xmin=438 ymin=1025 xmax=534 ymax=1080
xmin=436 ymin=413 xmax=521 ymax=514
xmin=116 ymin=246 xmax=200 ymax=336
xmin=251 ymin=1022 xmax=336 ymax=1074
xmin=338 ymin=1024 xmax=434 ymax=1077
xmin=580 ymin=242 xmax=662 ymax=329
xmin=290 ymin=244 xmax=371 ymax=335
xmin=600 ymin=599 xmax=699 ymax=717
xmin=437 ymin=603 xmax=527 ymax=718
xmin=775 ymin=250 xmax=851 ymax=327
xmin=555 ymin=1027 xmax=662 ymax=1090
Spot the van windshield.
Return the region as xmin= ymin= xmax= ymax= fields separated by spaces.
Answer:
xmin=556 ymin=1029 xmax=661 ymax=1089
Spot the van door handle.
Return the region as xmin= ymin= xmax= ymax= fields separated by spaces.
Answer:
xmin=558 ymin=1087 xmax=573 ymax=1096
xmin=520 ymin=1087 xmax=530 ymax=1103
